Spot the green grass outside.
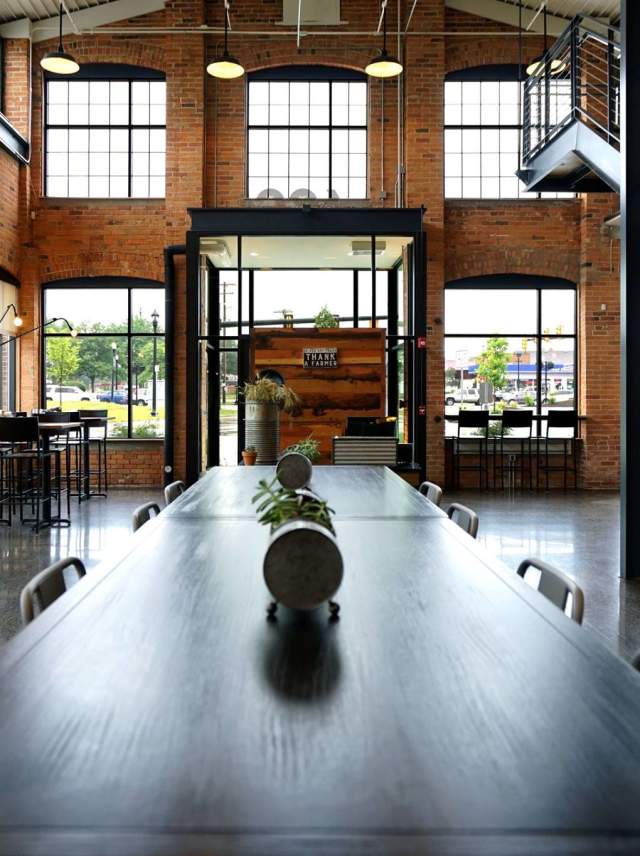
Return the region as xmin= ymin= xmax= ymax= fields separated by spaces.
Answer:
xmin=56 ymin=400 xmax=165 ymax=422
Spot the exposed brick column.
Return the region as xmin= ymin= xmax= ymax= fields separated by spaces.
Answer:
xmin=579 ymin=194 xmax=621 ymax=488
xmin=404 ymin=0 xmax=445 ymax=483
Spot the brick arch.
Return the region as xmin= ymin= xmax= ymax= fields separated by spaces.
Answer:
xmin=34 ymin=36 xmax=166 ymax=73
xmin=39 ymin=252 xmax=164 ymax=286
xmin=445 ymin=248 xmax=580 ymax=285
xmin=245 ymin=58 xmax=367 ymax=75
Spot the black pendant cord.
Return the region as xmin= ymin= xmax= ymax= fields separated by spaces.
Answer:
xmin=58 ymin=2 xmax=64 ymax=52
xmin=224 ymin=2 xmax=229 ymax=54
xmin=383 ymin=3 xmax=387 ymax=54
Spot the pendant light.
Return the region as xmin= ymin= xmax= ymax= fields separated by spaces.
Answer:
xmin=526 ymin=2 xmax=564 ymax=77
xmin=365 ymin=1 xmax=403 ymax=79
xmin=207 ymin=1 xmax=244 ymax=80
xmin=40 ymin=2 xmax=79 ymax=75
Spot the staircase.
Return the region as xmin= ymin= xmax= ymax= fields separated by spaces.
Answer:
xmin=519 ymin=16 xmax=620 ymax=194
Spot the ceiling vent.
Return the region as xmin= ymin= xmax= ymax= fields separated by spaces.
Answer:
xmin=281 ymin=1 xmax=343 ymax=26
xmin=350 ymin=241 xmax=387 ymax=257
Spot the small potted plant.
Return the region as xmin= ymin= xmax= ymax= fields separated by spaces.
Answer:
xmin=242 ymin=445 xmax=257 ymax=466
xmin=314 ymin=305 xmax=339 ymax=329
xmin=277 ymin=436 xmax=322 ymax=489
xmin=252 ymin=477 xmax=342 ymax=617
xmin=244 ymin=375 xmax=303 ymax=464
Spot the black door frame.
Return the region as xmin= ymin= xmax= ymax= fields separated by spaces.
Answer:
xmin=185 ymin=207 xmax=426 ymax=485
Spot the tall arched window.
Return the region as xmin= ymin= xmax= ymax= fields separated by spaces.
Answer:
xmin=246 ymin=65 xmax=367 ymax=200
xmin=44 ymin=63 xmax=166 ymax=199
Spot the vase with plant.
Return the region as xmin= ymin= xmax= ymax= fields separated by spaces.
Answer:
xmin=283 ymin=435 xmax=321 ymax=463
xmin=242 ymin=445 xmax=257 ymax=466
xmin=252 ymin=477 xmax=342 ymax=617
xmin=243 ymin=375 xmax=302 ymax=464
xmin=314 ymin=305 xmax=339 ymax=329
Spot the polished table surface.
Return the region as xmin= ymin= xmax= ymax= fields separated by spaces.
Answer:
xmin=1 ymin=466 xmax=640 ymax=855
xmin=164 ymin=464 xmax=446 ymax=520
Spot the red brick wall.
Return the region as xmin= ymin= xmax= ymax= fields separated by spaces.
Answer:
xmin=1 ymin=0 xmax=622 ymax=488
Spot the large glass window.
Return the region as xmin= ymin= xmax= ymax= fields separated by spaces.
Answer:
xmin=444 ymin=68 xmax=572 ymax=199
xmin=43 ymin=281 xmax=165 ymax=438
xmin=247 ymin=68 xmax=367 ymax=200
xmin=45 ymin=66 xmax=166 ymax=199
xmin=444 ymin=279 xmax=577 ymax=434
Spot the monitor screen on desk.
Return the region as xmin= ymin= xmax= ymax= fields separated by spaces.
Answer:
xmin=346 ymin=417 xmax=396 ymax=438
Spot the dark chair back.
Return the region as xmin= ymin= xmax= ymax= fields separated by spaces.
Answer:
xmin=20 ymin=557 xmax=87 ymax=624
xmin=40 ymin=412 xmax=72 ymax=423
xmin=546 ymin=409 xmax=577 ymax=436
xmin=446 ymin=502 xmax=479 ymax=538
xmin=346 ymin=416 xmax=396 ymax=437
xmin=457 ymin=409 xmax=489 ymax=434
xmin=501 ymin=409 xmax=534 ymax=433
xmin=419 ymin=480 xmax=443 ymax=507
xmin=132 ymin=501 xmax=161 ymax=532
xmin=0 ymin=416 xmax=39 ymax=444
xmin=79 ymin=409 xmax=108 ymax=418
xmin=164 ymin=480 xmax=186 ymax=506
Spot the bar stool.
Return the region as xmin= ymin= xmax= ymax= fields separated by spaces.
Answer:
xmin=494 ymin=409 xmax=534 ymax=490
xmin=454 ymin=410 xmax=490 ymax=489
xmin=537 ymin=410 xmax=578 ymax=490
xmin=0 ymin=416 xmax=60 ymax=531
xmin=41 ymin=411 xmax=81 ymax=513
xmin=78 ymin=409 xmax=109 ymax=496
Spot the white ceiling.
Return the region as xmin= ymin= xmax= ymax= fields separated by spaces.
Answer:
xmin=201 ymin=235 xmax=412 ymax=271
xmin=0 ymin=0 xmax=165 ymax=39
xmin=446 ymin=0 xmax=620 ymax=33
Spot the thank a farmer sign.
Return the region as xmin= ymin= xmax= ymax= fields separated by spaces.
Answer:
xmin=303 ymin=347 xmax=338 ymax=369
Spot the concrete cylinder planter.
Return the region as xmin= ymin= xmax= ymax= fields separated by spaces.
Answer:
xmin=276 ymin=452 xmax=313 ymax=490
xmin=245 ymin=401 xmax=280 ymax=464
xmin=263 ymin=519 xmax=343 ymax=611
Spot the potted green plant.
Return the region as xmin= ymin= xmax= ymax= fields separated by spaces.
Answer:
xmin=276 ymin=436 xmax=321 ymax=488
xmin=252 ymin=477 xmax=342 ymax=617
xmin=283 ymin=435 xmax=321 ymax=462
xmin=243 ymin=376 xmax=302 ymax=464
xmin=314 ymin=305 xmax=339 ymax=329
xmin=242 ymin=445 xmax=257 ymax=466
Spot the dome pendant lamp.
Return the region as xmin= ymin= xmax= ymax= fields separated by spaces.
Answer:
xmin=526 ymin=2 xmax=564 ymax=77
xmin=365 ymin=1 xmax=403 ymax=79
xmin=40 ymin=3 xmax=80 ymax=75
xmin=207 ymin=1 xmax=244 ymax=80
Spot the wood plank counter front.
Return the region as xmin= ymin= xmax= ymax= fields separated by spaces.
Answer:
xmin=1 ymin=466 xmax=640 ymax=855
xmin=252 ymin=327 xmax=386 ymax=460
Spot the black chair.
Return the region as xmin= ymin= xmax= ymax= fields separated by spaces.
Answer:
xmin=419 ymin=480 xmax=443 ymax=507
xmin=453 ymin=410 xmax=490 ymax=489
xmin=39 ymin=411 xmax=81 ymax=512
xmin=20 ymin=557 xmax=87 ymax=624
xmin=537 ymin=410 xmax=578 ymax=490
xmin=132 ymin=501 xmax=161 ymax=532
xmin=494 ymin=409 xmax=534 ymax=490
xmin=164 ymin=480 xmax=185 ymax=506
xmin=0 ymin=416 xmax=60 ymax=531
xmin=446 ymin=502 xmax=479 ymax=538
xmin=78 ymin=409 xmax=109 ymax=496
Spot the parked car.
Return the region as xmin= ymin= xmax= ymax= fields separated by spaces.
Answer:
xmin=46 ymin=385 xmax=95 ymax=402
xmin=97 ymin=390 xmax=148 ymax=406
xmin=445 ymin=388 xmax=480 ymax=406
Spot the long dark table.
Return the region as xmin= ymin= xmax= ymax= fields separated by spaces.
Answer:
xmin=1 ymin=466 xmax=640 ymax=855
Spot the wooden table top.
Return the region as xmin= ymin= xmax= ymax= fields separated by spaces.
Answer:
xmin=0 ymin=466 xmax=639 ymax=855
xmin=164 ymin=464 xmax=445 ymax=520
xmin=38 ymin=421 xmax=82 ymax=431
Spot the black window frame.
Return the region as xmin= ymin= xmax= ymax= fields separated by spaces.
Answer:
xmin=41 ymin=276 xmax=166 ymax=440
xmin=43 ymin=63 xmax=166 ymax=200
xmin=444 ymin=64 xmax=573 ymax=201
xmin=444 ymin=273 xmax=578 ymax=426
xmin=245 ymin=64 xmax=368 ymax=201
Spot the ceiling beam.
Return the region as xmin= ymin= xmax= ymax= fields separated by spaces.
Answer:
xmin=445 ymin=0 xmax=571 ymax=36
xmin=0 ymin=0 xmax=167 ymax=42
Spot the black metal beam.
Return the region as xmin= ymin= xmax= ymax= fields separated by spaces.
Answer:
xmin=621 ymin=0 xmax=640 ymax=578
xmin=186 ymin=232 xmax=201 ymax=486
xmin=164 ymin=245 xmax=184 ymax=487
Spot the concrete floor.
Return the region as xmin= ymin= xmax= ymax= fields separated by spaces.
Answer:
xmin=0 ymin=487 xmax=638 ymax=664
xmin=446 ymin=488 xmax=640 ymax=661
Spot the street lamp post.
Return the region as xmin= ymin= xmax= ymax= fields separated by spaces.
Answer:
xmin=151 ymin=309 xmax=159 ymax=417
xmin=514 ymin=350 xmax=522 ymax=392
xmin=115 ymin=355 xmax=120 ymax=391
xmin=111 ymin=342 xmax=117 ymax=400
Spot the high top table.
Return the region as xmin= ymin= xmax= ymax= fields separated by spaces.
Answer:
xmin=1 ymin=466 xmax=640 ymax=855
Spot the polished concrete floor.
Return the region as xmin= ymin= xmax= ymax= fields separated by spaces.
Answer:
xmin=446 ymin=488 xmax=640 ymax=660
xmin=0 ymin=489 xmax=162 ymax=644
xmin=0 ymin=487 xmax=638 ymax=664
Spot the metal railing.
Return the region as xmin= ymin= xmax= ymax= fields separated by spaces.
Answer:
xmin=522 ymin=15 xmax=620 ymax=163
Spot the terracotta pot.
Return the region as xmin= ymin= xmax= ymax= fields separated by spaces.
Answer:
xmin=242 ymin=450 xmax=257 ymax=466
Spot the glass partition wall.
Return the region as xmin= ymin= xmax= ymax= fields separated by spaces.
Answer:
xmin=188 ymin=223 xmax=423 ymax=479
